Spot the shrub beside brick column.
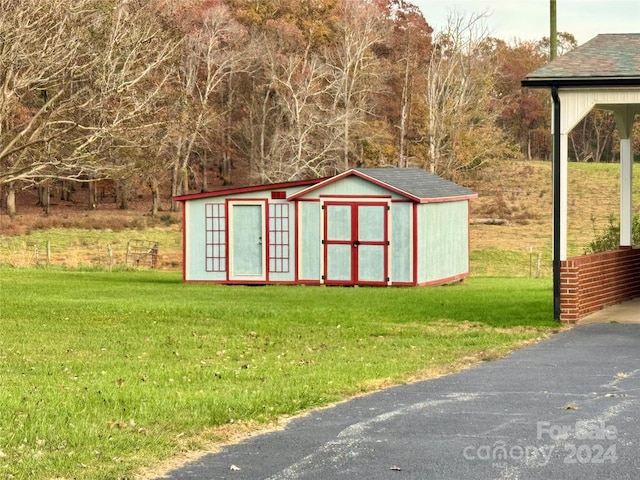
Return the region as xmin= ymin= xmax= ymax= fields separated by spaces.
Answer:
xmin=560 ymin=248 xmax=640 ymax=323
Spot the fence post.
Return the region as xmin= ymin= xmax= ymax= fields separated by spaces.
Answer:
xmin=107 ymin=243 xmax=113 ymax=272
xmin=46 ymin=241 xmax=51 ymax=265
xmin=126 ymin=241 xmax=131 ymax=266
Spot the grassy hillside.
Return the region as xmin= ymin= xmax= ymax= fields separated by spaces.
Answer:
xmin=469 ymin=160 xmax=635 ymax=277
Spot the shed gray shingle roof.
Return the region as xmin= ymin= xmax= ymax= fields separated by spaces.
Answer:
xmin=355 ymin=168 xmax=476 ymax=200
xmin=523 ymin=34 xmax=640 ymax=87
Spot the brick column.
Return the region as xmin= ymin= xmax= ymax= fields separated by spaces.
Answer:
xmin=559 ymin=260 xmax=579 ymax=323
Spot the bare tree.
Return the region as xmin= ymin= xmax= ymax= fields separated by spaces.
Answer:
xmin=257 ymin=45 xmax=340 ymax=182
xmin=78 ymin=0 xmax=176 ymax=209
xmin=424 ymin=11 xmax=517 ymax=178
xmin=570 ymin=110 xmax=616 ymax=162
xmin=162 ymin=2 xmax=246 ymax=209
xmin=0 ymin=0 xmax=93 ymax=215
xmin=327 ymin=0 xmax=389 ymax=170
xmin=0 ymin=0 xmax=176 ymax=215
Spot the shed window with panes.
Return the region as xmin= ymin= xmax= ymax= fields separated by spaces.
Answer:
xmin=268 ymin=203 xmax=289 ymax=273
xmin=205 ymin=203 xmax=226 ymax=272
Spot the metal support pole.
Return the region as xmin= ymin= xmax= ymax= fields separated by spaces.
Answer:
xmin=551 ymin=86 xmax=561 ymax=321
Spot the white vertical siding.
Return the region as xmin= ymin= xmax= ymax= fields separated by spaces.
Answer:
xmin=417 ymin=201 xmax=470 ymax=284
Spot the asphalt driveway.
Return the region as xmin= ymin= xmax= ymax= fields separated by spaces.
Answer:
xmin=158 ymin=320 xmax=640 ymax=480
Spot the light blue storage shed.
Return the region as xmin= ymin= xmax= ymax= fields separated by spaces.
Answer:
xmin=175 ymin=168 xmax=477 ymax=286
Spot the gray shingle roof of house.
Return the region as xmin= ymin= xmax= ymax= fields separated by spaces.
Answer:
xmin=355 ymin=168 xmax=476 ymax=200
xmin=523 ymin=34 xmax=640 ymax=87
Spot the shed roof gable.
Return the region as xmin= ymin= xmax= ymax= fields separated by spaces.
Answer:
xmin=288 ymin=168 xmax=476 ymax=203
xmin=356 ymin=168 xmax=476 ymax=200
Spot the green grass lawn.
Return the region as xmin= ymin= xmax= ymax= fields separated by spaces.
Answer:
xmin=0 ymin=268 xmax=559 ymax=479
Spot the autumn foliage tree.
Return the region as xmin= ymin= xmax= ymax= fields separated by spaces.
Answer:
xmin=424 ymin=12 xmax=521 ymax=179
xmin=3 ymin=0 xmax=606 ymax=217
xmin=494 ymin=40 xmax=549 ymax=160
xmin=229 ymin=0 xmax=399 ymax=182
xmin=163 ymin=0 xmax=247 ymax=209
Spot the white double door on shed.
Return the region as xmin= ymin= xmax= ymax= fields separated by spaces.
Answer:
xmin=322 ymin=201 xmax=389 ymax=285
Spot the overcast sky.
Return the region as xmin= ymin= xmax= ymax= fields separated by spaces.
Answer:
xmin=412 ymin=0 xmax=640 ymax=45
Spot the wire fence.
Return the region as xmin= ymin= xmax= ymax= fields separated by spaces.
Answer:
xmin=0 ymin=238 xmax=162 ymax=270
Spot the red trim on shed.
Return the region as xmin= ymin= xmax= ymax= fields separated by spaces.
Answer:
xmin=417 ymin=272 xmax=469 ymax=286
xmin=177 ymin=169 xmax=475 ymax=288
xmin=289 ymin=169 xmax=419 ymax=201
xmin=319 ymin=194 xmax=392 ymax=199
xmin=181 ymin=201 xmax=187 ymax=282
xmin=173 ymin=178 xmax=322 ymax=202
xmin=412 ymin=203 xmax=419 ymax=285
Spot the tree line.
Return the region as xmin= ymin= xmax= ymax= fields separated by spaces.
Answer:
xmin=0 ymin=0 xmax=627 ymax=216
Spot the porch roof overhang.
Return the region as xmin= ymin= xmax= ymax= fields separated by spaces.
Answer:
xmin=522 ymin=34 xmax=640 ymax=124
xmin=522 ymin=77 xmax=640 ymax=88
xmin=522 ymin=33 xmax=640 ymax=87
xmin=521 ymin=33 xmax=640 ymax=320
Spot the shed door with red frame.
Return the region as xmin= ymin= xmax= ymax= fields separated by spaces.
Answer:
xmin=323 ymin=202 xmax=388 ymax=285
